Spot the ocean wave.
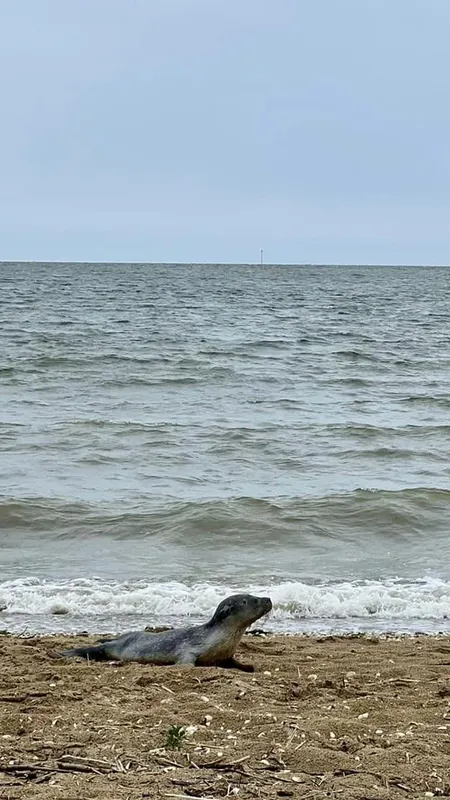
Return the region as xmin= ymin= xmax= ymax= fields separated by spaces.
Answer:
xmin=1 ymin=577 xmax=449 ymax=628
xmin=399 ymin=395 xmax=450 ymax=409
xmin=318 ymin=423 xmax=450 ymax=439
xmin=199 ymin=339 xmax=292 ymax=353
xmin=1 ymin=488 xmax=449 ymax=539
xmin=101 ymin=375 xmax=200 ymax=387
xmin=332 ymin=350 xmax=379 ymax=361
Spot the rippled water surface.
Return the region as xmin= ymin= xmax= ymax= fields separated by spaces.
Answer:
xmin=1 ymin=262 xmax=450 ymax=633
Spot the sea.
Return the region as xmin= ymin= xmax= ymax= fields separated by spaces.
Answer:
xmin=1 ymin=262 xmax=450 ymax=636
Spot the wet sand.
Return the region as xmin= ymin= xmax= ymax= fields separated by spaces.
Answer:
xmin=1 ymin=631 xmax=450 ymax=799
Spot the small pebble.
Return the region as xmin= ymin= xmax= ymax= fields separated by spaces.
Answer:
xmin=358 ymin=712 xmax=369 ymax=719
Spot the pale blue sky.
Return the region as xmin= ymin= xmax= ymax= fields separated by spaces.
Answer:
xmin=1 ymin=0 xmax=449 ymax=264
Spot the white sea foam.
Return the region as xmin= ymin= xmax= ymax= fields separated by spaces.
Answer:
xmin=1 ymin=576 xmax=450 ymax=634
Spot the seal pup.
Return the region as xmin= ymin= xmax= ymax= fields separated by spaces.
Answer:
xmin=54 ymin=593 xmax=272 ymax=672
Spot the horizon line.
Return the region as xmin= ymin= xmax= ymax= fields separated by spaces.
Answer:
xmin=1 ymin=260 xmax=450 ymax=268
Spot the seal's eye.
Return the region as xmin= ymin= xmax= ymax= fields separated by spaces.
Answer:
xmin=242 ymin=599 xmax=247 ymax=605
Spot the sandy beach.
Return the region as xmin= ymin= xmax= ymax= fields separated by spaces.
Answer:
xmin=1 ymin=631 xmax=449 ymax=799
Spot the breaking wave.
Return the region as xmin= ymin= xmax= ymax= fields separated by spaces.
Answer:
xmin=1 ymin=576 xmax=450 ymax=634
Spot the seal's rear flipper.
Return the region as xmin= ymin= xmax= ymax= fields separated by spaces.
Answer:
xmin=51 ymin=644 xmax=109 ymax=661
xmin=47 ymin=649 xmax=66 ymax=659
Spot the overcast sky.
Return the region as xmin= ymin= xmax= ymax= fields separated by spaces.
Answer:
xmin=1 ymin=0 xmax=449 ymax=264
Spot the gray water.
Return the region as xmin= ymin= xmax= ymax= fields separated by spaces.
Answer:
xmin=1 ymin=262 xmax=450 ymax=634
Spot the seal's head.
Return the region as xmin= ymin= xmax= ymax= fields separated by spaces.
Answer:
xmin=208 ymin=593 xmax=272 ymax=630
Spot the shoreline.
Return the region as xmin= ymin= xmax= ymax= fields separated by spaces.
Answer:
xmin=2 ymin=623 xmax=450 ymax=639
xmin=1 ymin=632 xmax=450 ymax=798
xmin=3 ymin=628 xmax=450 ymax=638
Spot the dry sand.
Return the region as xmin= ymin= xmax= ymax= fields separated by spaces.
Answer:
xmin=1 ymin=630 xmax=450 ymax=799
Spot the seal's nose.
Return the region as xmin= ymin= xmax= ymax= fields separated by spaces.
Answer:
xmin=262 ymin=596 xmax=272 ymax=612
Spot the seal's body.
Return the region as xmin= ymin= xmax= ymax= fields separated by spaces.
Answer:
xmin=57 ymin=593 xmax=272 ymax=672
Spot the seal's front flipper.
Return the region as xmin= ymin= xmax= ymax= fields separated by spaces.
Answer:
xmin=216 ymin=657 xmax=254 ymax=672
